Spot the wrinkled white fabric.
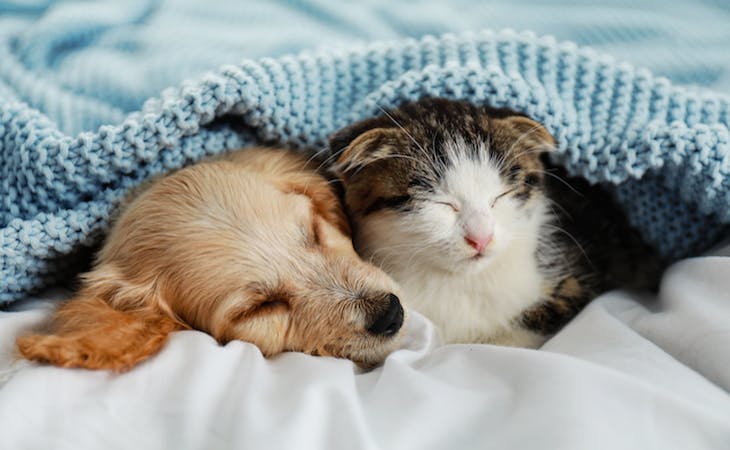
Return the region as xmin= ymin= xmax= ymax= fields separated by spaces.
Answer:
xmin=1 ymin=248 xmax=729 ymax=450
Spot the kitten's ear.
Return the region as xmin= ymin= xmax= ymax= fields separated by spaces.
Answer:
xmin=499 ymin=115 xmax=557 ymax=150
xmin=329 ymin=115 xmax=399 ymax=157
xmin=329 ymin=116 xmax=404 ymax=179
xmin=332 ymin=128 xmax=404 ymax=177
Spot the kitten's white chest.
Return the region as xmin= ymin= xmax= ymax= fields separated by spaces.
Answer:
xmin=395 ymin=241 xmax=546 ymax=346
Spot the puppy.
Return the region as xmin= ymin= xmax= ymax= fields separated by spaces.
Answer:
xmin=17 ymin=147 xmax=405 ymax=371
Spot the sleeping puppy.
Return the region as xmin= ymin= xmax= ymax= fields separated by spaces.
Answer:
xmin=17 ymin=147 xmax=405 ymax=371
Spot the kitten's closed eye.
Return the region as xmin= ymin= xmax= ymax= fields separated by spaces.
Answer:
xmin=435 ymin=201 xmax=460 ymax=212
xmin=491 ymin=188 xmax=517 ymax=207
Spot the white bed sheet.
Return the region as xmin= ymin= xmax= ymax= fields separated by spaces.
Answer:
xmin=1 ymin=247 xmax=729 ymax=450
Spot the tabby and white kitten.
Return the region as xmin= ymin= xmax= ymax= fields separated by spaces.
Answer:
xmin=330 ymin=98 xmax=661 ymax=347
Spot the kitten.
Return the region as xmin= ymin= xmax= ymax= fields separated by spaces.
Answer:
xmin=330 ymin=98 xmax=662 ymax=347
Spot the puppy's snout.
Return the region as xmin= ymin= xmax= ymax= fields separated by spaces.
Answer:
xmin=367 ymin=293 xmax=404 ymax=337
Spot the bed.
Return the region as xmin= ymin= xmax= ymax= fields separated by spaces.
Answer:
xmin=1 ymin=1 xmax=729 ymax=448
xmin=2 ymin=245 xmax=730 ymax=448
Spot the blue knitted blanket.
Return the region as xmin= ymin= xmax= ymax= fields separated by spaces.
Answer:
xmin=2 ymin=0 xmax=729 ymax=304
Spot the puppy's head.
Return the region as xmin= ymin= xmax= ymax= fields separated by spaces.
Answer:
xmin=98 ymin=148 xmax=405 ymax=368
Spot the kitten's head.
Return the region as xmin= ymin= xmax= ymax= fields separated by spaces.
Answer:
xmin=330 ymin=98 xmax=556 ymax=274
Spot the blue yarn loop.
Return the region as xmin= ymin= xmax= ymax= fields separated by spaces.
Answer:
xmin=2 ymin=30 xmax=729 ymax=303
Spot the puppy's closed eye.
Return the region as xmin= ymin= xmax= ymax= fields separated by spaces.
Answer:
xmin=226 ymin=288 xmax=292 ymax=323
xmin=220 ymin=288 xmax=293 ymax=354
xmin=252 ymin=298 xmax=290 ymax=317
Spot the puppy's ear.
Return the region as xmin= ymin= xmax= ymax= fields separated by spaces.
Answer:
xmin=17 ymin=292 xmax=184 ymax=372
xmin=282 ymin=171 xmax=352 ymax=236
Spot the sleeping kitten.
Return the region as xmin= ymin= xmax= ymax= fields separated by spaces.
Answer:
xmin=330 ymin=98 xmax=662 ymax=347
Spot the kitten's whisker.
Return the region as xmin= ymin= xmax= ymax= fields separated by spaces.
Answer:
xmin=376 ymin=105 xmax=431 ymax=161
xmin=321 ymin=178 xmax=344 ymax=186
xmin=504 ymin=124 xmax=547 ymax=157
xmin=371 ymin=244 xmax=427 ymax=273
xmin=431 ymin=131 xmax=439 ymax=166
xmin=298 ymin=146 xmax=335 ymax=195
xmin=367 ymin=240 xmax=427 ymax=261
xmin=543 ymin=197 xmax=573 ymax=222
xmin=302 ymin=145 xmax=329 ymax=169
xmin=401 ymin=246 xmax=430 ymax=273
xmin=526 ymin=169 xmax=584 ymax=197
xmin=535 ymin=235 xmax=571 ymax=260
xmin=542 ymin=223 xmax=592 ymax=266
xmin=329 ymin=143 xmax=362 ymax=173
xmin=312 ymin=148 xmax=342 ymax=174
xmin=346 ymin=153 xmax=424 ymax=178
xmin=499 ymin=145 xmax=549 ymax=170
xmin=510 ymin=231 xmax=572 ymax=270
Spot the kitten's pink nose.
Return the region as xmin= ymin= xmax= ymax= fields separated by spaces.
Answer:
xmin=465 ymin=233 xmax=492 ymax=253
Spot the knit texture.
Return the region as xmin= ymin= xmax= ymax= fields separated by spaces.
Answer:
xmin=1 ymin=2 xmax=730 ymax=304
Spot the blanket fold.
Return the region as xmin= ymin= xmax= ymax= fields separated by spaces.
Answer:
xmin=2 ymin=29 xmax=729 ymax=303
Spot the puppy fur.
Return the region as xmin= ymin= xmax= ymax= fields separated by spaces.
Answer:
xmin=17 ymin=147 xmax=405 ymax=371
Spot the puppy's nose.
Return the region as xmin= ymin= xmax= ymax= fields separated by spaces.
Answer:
xmin=367 ymin=293 xmax=404 ymax=336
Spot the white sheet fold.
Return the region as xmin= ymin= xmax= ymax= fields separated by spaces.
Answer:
xmin=1 ymin=251 xmax=729 ymax=450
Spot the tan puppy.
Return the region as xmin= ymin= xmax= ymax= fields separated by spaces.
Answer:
xmin=17 ymin=147 xmax=405 ymax=371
